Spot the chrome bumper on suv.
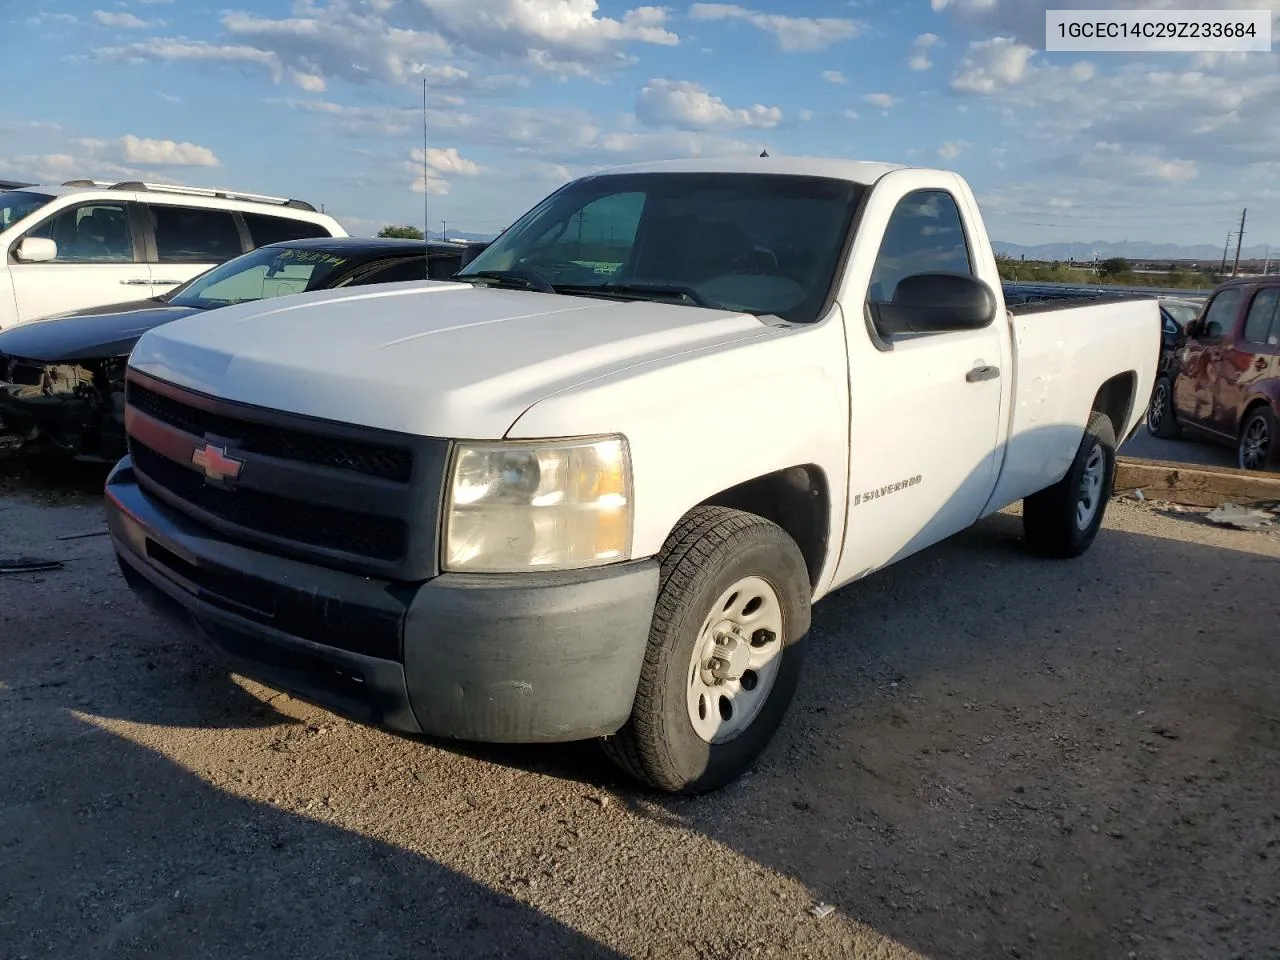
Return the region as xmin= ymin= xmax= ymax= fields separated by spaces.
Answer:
xmin=107 ymin=372 xmax=660 ymax=742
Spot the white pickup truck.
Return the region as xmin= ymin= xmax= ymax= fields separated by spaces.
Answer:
xmin=104 ymin=157 xmax=1160 ymax=794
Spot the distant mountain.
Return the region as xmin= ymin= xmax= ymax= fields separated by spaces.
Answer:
xmin=992 ymin=239 xmax=1273 ymax=263
xmin=426 ymin=230 xmax=497 ymax=243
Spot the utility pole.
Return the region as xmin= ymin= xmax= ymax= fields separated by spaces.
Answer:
xmin=441 ymin=219 xmax=448 ymax=241
xmin=1220 ymin=230 xmax=1233 ymax=277
xmin=1263 ymin=245 xmax=1271 ymax=277
xmin=1232 ymin=207 xmax=1247 ymax=277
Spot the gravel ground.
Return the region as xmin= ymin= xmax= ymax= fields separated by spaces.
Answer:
xmin=1 ymin=482 xmax=1278 ymax=960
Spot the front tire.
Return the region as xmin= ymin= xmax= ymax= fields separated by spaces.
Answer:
xmin=1023 ymin=412 xmax=1116 ymax=559
xmin=1238 ymin=406 xmax=1277 ymax=472
xmin=600 ymin=507 xmax=811 ymax=794
xmin=1146 ymin=377 xmax=1181 ymax=439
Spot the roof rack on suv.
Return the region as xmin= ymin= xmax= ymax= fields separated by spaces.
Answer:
xmin=58 ymin=179 xmax=318 ymax=212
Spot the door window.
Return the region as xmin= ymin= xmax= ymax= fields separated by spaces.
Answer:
xmin=1199 ymin=288 xmax=1242 ymax=339
xmin=150 ymin=205 xmax=243 ymax=262
xmin=26 ymin=202 xmax=136 ymax=263
xmin=1243 ymin=288 xmax=1280 ymax=344
xmin=242 ymin=212 xmax=332 ymax=247
xmin=868 ymin=190 xmax=973 ymax=308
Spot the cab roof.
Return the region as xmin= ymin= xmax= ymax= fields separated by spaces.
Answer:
xmin=585 ymin=155 xmax=912 ymax=186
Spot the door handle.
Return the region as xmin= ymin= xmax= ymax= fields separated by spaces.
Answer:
xmin=119 ymin=279 xmax=151 ymax=285
xmin=966 ymin=364 xmax=1000 ymax=383
xmin=1256 ymin=357 xmax=1269 ymax=371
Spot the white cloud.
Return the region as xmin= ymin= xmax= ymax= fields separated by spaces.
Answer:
xmin=120 ymin=135 xmax=221 ymax=167
xmin=688 ymin=3 xmax=861 ymax=52
xmin=907 ymin=32 xmax=939 ymax=71
xmin=951 ymin=36 xmax=1034 ymax=94
xmin=798 ymin=109 xmax=814 ymax=122
xmin=414 ymin=146 xmax=482 ymax=176
xmin=861 ymin=92 xmax=899 ymax=109
xmin=821 ymin=69 xmax=845 ymax=84
xmin=93 ymin=10 xmax=159 ymax=29
xmin=406 ymin=146 xmax=482 ymax=193
xmin=26 ymin=11 xmax=78 ymax=26
xmin=1048 ymin=197 xmax=1073 ymax=208
xmin=937 ymin=139 xmax=970 ymax=160
xmin=157 ymin=92 xmax=182 ymax=103
xmin=636 ymin=78 xmax=782 ymax=130
xmin=843 ymin=108 xmax=860 ymax=120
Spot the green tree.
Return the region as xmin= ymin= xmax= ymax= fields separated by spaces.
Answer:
xmin=378 ymin=224 xmax=424 ymax=239
xmin=1097 ymin=257 xmax=1130 ymax=279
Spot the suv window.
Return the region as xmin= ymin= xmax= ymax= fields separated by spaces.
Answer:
xmin=26 ymin=202 xmax=136 ymax=263
xmin=150 ymin=205 xmax=243 ymax=262
xmin=1200 ymin=287 xmax=1242 ymax=338
xmin=242 ymin=212 xmax=331 ymax=247
xmin=868 ymin=190 xmax=973 ymax=305
xmin=1243 ymin=288 xmax=1279 ymax=344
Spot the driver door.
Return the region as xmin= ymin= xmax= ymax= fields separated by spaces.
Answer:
xmin=1173 ymin=286 xmax=1242 ymax=431
xmin=8 ymin=201 xmax=152 ymax=322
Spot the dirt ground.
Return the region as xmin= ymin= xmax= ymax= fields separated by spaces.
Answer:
xmin=1 ymin=472 xmax=1277 ymax=960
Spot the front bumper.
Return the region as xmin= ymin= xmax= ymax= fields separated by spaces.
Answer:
xmin=106 ymin=458 xmax=660 ymax=742
xmin=0 ymin=377 xmax=123 ymax=461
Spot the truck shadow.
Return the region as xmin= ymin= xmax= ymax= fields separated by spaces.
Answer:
xmin=0 ymin=706 xmax=627 ymax=959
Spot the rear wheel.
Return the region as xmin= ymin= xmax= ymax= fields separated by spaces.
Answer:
xmin=1023 ymin=412 xmax=1116 ymax=559
xmin=1238 ymin=407 xmax=1277 ymax=472
xmin=1146 ymin=377 xmax=1181 ymax=439
xmin=600 ymin=507 xmax=811 ymax=795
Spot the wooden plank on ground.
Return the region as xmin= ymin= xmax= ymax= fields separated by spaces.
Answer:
xmin=1115 ymin=456 xmax=1280 ymax=508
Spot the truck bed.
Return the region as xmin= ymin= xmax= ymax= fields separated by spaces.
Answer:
xmin=1002 ymin=282 xmax=1155 ymax=315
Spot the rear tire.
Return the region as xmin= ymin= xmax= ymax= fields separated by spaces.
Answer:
xmin=600 ymin=507 xmax=811 ymax=795
xmin=1146 ymin=376 xmax=1181 ymax=439
xmin=1023 ymin=412 xmax=1116 ymax=559
xmin=1237 ymin=406 xmax=1277 ymax=472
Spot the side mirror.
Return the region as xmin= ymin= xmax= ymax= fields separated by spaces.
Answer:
xmin=1183 ymin=319 xmax=1201 ymax=339
xmin=14 ymin=237 xmax=57 ymax=263
xmin=459 ymin=241 xmax=489 ymax=270
xmin=870 ymin=272 xmax=997 ymax=336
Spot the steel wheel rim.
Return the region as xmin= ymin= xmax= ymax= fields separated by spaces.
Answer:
xmin=1148 ymin=384 xmax=1167 ymax=431
xmin=686 ymin=575 xmax=785 ymax=745
xmin=1076 ymin=444 xmax=1106 ymax=530
xmin=1240 ymin=417 xmax=1271 ymax=471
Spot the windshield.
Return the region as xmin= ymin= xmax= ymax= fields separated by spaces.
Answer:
xmin=458 ymin=172 xmax=865 ymax=323
xmin=168 ymin=245 xmax=355 ymax=309
xmin=0 ymin=191 xmax=55 ymax=233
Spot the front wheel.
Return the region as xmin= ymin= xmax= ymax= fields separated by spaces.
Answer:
xmin=600 ymin=507 xmax=812 ymax=794
xmin=1146 ymin=377 xmax=1181 ymax=439
xmin=1238 ymin=407 xmax=1277 ymax=472
xmin=1023 ymin=412 xmax=1117 ymax=559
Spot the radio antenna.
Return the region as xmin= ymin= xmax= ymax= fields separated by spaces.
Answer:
xmin=422 ymin=76 xmax=430 ymax=276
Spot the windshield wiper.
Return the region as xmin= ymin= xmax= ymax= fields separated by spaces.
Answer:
xmin=558 ymin=282 xmax=727 ymax=311
xmin=462 ymin=269 xmax=558 ymax=294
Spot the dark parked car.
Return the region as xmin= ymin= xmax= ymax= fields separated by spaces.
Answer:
xmin=1147 ymin=278 xmax=1280 ymax=470
xmin=0 ymin=237 xmax=483 ymax=461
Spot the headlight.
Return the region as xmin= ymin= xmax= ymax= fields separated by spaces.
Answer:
xmin=443 ymin=435 xmax=633 ymax=573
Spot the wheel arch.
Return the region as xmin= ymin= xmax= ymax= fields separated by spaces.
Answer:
xmin=1238 ymin=395 xmax=1277 ymax=432
xmin=693 ymin=465 xmax=830 ymax=590
xmin=1091 ymin=371 xmax=1138 ymax=438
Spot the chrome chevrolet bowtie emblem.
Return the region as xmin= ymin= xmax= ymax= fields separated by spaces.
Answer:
xmin=191 ymin=442 xmax=244 ymax=483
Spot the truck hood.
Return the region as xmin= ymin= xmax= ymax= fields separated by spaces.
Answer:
xmin=128 ymin=280 xmax=778 ymax=438
xmin=0 ymin=304 xmax=200 ymax=362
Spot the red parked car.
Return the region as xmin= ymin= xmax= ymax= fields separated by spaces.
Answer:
xmin=1147 ymin=277 xmax=1280 ymax=471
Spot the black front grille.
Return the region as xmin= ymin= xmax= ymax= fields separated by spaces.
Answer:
xmin=131 ymin=440 xmax=408 ymax=561
xmin=128 ymin=381 xmax=414 ymax=482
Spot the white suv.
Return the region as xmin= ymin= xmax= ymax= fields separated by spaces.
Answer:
xmin=0 ymin=180 xmax=346 ymax=329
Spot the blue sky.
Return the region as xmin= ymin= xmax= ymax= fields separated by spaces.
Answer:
xmin=4 ymin=0 xmax=1280 ymax=248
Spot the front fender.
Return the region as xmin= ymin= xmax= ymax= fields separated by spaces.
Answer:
xmin=505 ymin=318 xmax=851 ymax=588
